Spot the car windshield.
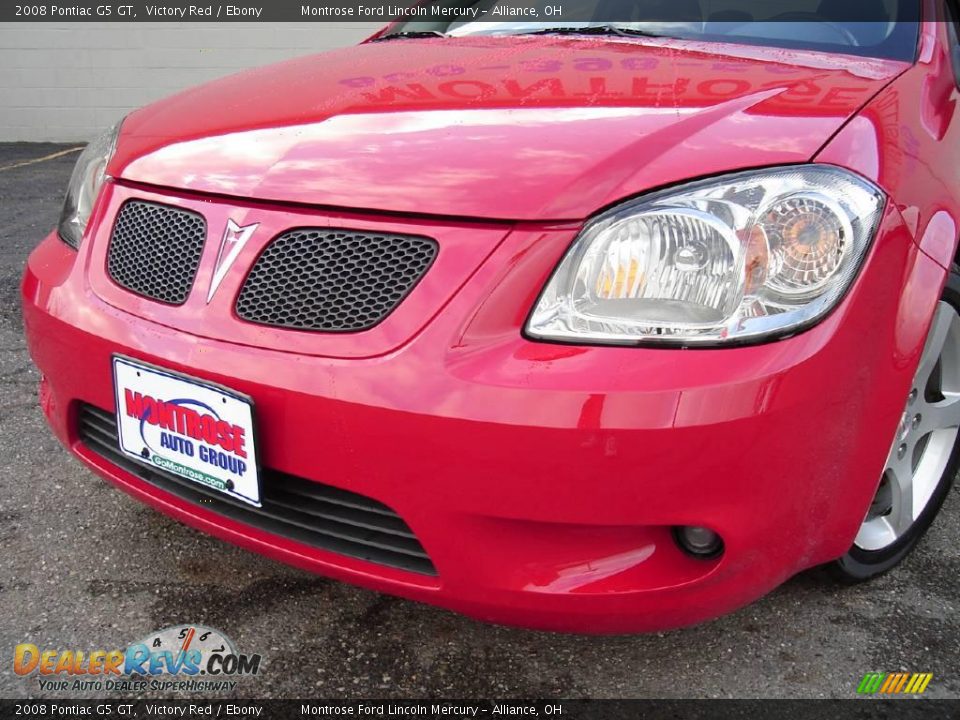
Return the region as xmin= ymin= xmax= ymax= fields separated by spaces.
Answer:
xmin=385 ymin=0 xmax=920 ymax=61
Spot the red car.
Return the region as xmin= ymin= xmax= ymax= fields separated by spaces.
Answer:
xmin=21 ymin=2 xmax=960 ymax=633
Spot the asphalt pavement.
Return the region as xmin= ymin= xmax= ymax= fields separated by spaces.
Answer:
xmin=0 ymin=143 xmax=957 ymax=700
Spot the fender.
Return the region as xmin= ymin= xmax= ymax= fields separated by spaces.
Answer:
xmin=817 ymin=14 xmax=960 ymax=270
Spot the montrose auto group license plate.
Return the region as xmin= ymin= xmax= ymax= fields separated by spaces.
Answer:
xmin=112 ymin=356 xmax=261 ymax=507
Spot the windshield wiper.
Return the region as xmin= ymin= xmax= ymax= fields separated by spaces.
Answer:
xmin=372 ymin=30 xmax=447 ymax=42
xmin=522 ymin=25 xmax=672 ymax=39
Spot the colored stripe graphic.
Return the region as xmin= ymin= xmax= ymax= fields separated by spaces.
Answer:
xmin=857 ymin=673 xmax=885 ymax=694
xmin=913 ymin=673 xmax=934 ymax=694
xmin=858 ymin=673 xmax=933 ymax=694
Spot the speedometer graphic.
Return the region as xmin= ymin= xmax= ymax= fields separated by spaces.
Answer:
xmin=133 ymin=625 xmax=237 ymax=675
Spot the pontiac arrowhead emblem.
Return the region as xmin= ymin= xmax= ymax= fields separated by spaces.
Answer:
xmin=207 ymin=219 xmax=259 ymax=303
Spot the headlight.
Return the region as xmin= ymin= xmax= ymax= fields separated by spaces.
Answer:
xmin=525 ymin=165 xmax=885 ymax=346
xmin=57 ymin=121 xmax=122 ymax=249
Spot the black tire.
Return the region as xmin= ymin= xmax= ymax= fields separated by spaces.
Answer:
xmin=830 ymin=267 xmax=960 ymax=582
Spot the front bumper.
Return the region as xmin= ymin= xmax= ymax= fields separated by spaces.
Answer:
xmin=21 ymin=184 xmax=941 ymax=633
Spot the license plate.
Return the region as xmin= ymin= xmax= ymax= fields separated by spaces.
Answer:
xmin=112 ymin=356 xmax=261 ymax=507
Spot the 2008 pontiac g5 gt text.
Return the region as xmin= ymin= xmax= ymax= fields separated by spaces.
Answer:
xmin=21 ymin=0 xmax=960 ymax=632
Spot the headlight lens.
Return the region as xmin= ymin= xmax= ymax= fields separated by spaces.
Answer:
xmin=57 ymin=122 xmax=122 ymax=249
xmin=525 ymin=166 xmax=884 ymax=346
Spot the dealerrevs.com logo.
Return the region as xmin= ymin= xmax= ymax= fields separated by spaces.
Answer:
xmin=14 ymin=625 xmax=262 ymax=693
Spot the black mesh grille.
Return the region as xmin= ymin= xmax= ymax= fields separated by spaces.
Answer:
xmin=235 ymin=228 xmax=438 ymax=332
xmin=107 ymin=200 xmax=206 ymax=305
xmin=77 ymin=403 xmax=435 ymax=575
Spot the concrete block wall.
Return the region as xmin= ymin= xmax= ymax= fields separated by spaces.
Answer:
xmin=0 ymin=22 xmax=382 ymax=142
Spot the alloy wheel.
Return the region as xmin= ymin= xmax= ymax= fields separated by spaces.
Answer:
xmin=855 ymin=301 xmax=960 ymax=551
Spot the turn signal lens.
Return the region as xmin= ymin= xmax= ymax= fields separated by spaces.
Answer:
xmin=762 ymin=194 xmax=851 ymax=301
xmin=525 ymin=166 xmax=884 ymax=346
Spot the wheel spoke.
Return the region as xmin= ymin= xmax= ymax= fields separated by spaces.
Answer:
xmin=916 ymin=304 xmax=954 ymax=389
xmin=886 ymin=454 xmax=915 ymax=533
xmin=911 ymin=428 xmax=957 ymax=525
xmin=854 ymin=515 xmax=899 ymax=551
xmin=918 ymin=393 xmax=960 ymax=434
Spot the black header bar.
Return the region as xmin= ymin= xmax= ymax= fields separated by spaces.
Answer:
xmin=0 ymin=0 xmax=924 ymax=23
xmin=1 ymin=699 xmax=956 ymax=720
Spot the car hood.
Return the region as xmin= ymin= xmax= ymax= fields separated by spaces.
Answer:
xmin=112 ymin=35 xmax=907 ymax=221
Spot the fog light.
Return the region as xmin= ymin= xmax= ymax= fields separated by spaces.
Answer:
xmin=674 ymin=526 xmax=724 ymax=558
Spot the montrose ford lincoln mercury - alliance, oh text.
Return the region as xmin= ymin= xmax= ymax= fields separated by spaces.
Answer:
xmin=21 ymin=1 xmax=960 ymax=632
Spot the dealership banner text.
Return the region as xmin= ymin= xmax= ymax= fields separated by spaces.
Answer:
xmin=2 ymin=1 xmax=923 ymax=23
